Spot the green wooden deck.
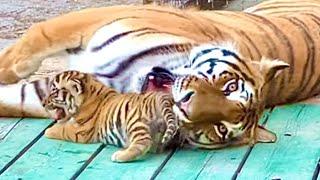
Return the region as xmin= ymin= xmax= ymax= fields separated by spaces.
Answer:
xmin=0 ymin=104 xmax=319 ymax=180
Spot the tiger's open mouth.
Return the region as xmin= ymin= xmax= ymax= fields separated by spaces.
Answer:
xmin=141 ymin=67 xmax=176 ymax=93
xmin=53 ymin=107 xmax=67 ymax=121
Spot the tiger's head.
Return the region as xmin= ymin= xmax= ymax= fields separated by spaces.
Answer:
xmin=43 ymin=71 xmax=110 ymax=122
xmin=172 ymin=44 xmax=289 ymax=148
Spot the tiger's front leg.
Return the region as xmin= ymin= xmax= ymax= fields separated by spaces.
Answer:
xmin=111 ymin=138 xmax=152 ymax=163
xmin=0 ymin=8 xmax=113 ymax=84
xmin=45 ymin=121 xmax=93 ymax=144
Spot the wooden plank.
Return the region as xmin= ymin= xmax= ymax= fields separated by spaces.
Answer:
xmin=1 ymin=134 xmax=101 ymax=179
xmin=155 ymin=147 xmax=248 ymax=180
xmin=0 ymin=118 xmax=21 ymax=140
xmin=238 ymin=104 xmax=320 ymax=179
xmin=0 ymin=118 xmax=51 ymax=169
xmin=155 ymin=110 xmax=272 ymax=180
xmin=78 ymin=146 xmax=173 ymax=180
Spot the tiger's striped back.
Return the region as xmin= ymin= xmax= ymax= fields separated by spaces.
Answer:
xmin=245 ymin=0 xmax=320 ymax=15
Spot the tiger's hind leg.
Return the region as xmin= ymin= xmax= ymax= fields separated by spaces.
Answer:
xmin=111 ymin=122 xmax=152 ymax=162
xmin=0 ymin=78 xmax=50 ymax=118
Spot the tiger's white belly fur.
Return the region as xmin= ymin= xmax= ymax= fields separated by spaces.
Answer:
xmin=68 ymin=23 xmax=193 ymax=93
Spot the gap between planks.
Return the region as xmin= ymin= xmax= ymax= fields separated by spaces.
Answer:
xmin=0 ymin=118 xmax=23 ymax=140
xmin=231 ymin=108 xmax=275 ymax=180
xmin=0 ymin=121 xmax=55 ymax=175
xmin=312 ymin=158 xmax=320 ymax=180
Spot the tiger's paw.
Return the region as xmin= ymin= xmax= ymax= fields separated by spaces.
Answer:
xmin=44 ymin=127 xmax=58 ymax=139
xmin=111 ymin=150 xmax=136 ymax=163
xmin=0 ymin=68 xmax=20 ymax=84
xmin=161 ymin=134 xmax=172 ymax=144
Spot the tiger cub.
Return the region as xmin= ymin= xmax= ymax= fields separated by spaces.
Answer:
xmin=42 ymin=71 xmax=178 ymax=162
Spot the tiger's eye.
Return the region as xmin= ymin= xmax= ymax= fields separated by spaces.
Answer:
xmin=223 ymin=80 xmax=239 ymax=96
xmin=227 ymin=82 xmax=238 ymax=92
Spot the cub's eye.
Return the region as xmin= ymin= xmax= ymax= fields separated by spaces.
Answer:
xmin=223 ymin=80 xmax=238 ymax=96
xmin=215 ymin=123 xmax=228 ymax=135
xmin=218 ymin=124 xmax=227 ymax=134
xmin=180 ymin=91 xmax=194 ymax=103
xmin=51 ymin=86 xmax=57 ymax=91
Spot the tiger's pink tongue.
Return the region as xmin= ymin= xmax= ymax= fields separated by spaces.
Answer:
xmin=145 ymin=78 xmax=172 ymax=93
xmin=54 ymin=108 xmax=65 ymax=120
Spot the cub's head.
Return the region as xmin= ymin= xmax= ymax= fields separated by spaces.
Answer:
xmin=172 ymin=44 xmax=289 ymax=148
xmin=43 ymin=71 xmax=93 ymax=122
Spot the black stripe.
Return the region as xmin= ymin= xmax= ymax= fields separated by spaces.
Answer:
xmin=191 ymin=48 xmax=218 ymax=64
xmin=196 ymin=58 xmax=255 ymax=86
xmin=292 ymin=17 xmax=315 ymax=94
xmin=33 ymin=81 xmax=46 ymax=102
xmin=198 ymin=15 xmax=224 ymax=39
xmin=232 ymin=12 xmax=277 ymax=58
xmin=91 ymin=28 xmax=154 ymax=52
xmin=130 ymin=131 xmax=150 ymax=143
xmin=95 ymin=43 xmax=192 ymax=78
xmin=248 ymin=14 xmax=294 ymax=102
xmin=20 ymin=84 xmax=26 ymax=116
xmin=252 ymin=5 xmax=320 ymax=13
xmin=192 ymin=47 xmax=254 ymax=78
xmin=238 ymin=29 xmax=261 ymax=59
xmin=286 ymin=17 xmax=315 ymax=102
xmin=137 ymin=8 xmax=213 ymax=40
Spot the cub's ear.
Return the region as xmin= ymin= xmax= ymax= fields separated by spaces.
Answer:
xmin=255 ymin=125 xmax=277 ymax=143
xmin=251 ymin=58 xmax=289 ymax=83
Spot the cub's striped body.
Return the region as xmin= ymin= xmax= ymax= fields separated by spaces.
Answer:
xmin=43 ymin=71 xmax=178 ymax=162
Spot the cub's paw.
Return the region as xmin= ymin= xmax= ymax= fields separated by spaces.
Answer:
xmin=161 ymin=134 xmax=172 ymax=144
xmin=44 ymin=127 xmax=57 ymax=139
xmin=111 ymin=150 xmax=136 ymax=163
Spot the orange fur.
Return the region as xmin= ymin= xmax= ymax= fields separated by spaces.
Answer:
xmin=43 ymin=71 xmax=178 ymax=162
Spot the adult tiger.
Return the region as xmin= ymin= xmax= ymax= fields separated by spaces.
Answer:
xmin=0 ymin=0 xmax=319 ymax=148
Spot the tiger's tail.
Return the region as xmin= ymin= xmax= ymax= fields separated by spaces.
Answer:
xmin=159 ymin=94 xmax=178 ymax=144
xmin=0 ymin=77 xmax=51 ymax=118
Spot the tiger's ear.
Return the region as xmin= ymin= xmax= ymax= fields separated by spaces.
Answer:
xmin=255 ymin=125 xmax=277 ymax=143
xmin=251 ymin=58 xmax=289 ymax=83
